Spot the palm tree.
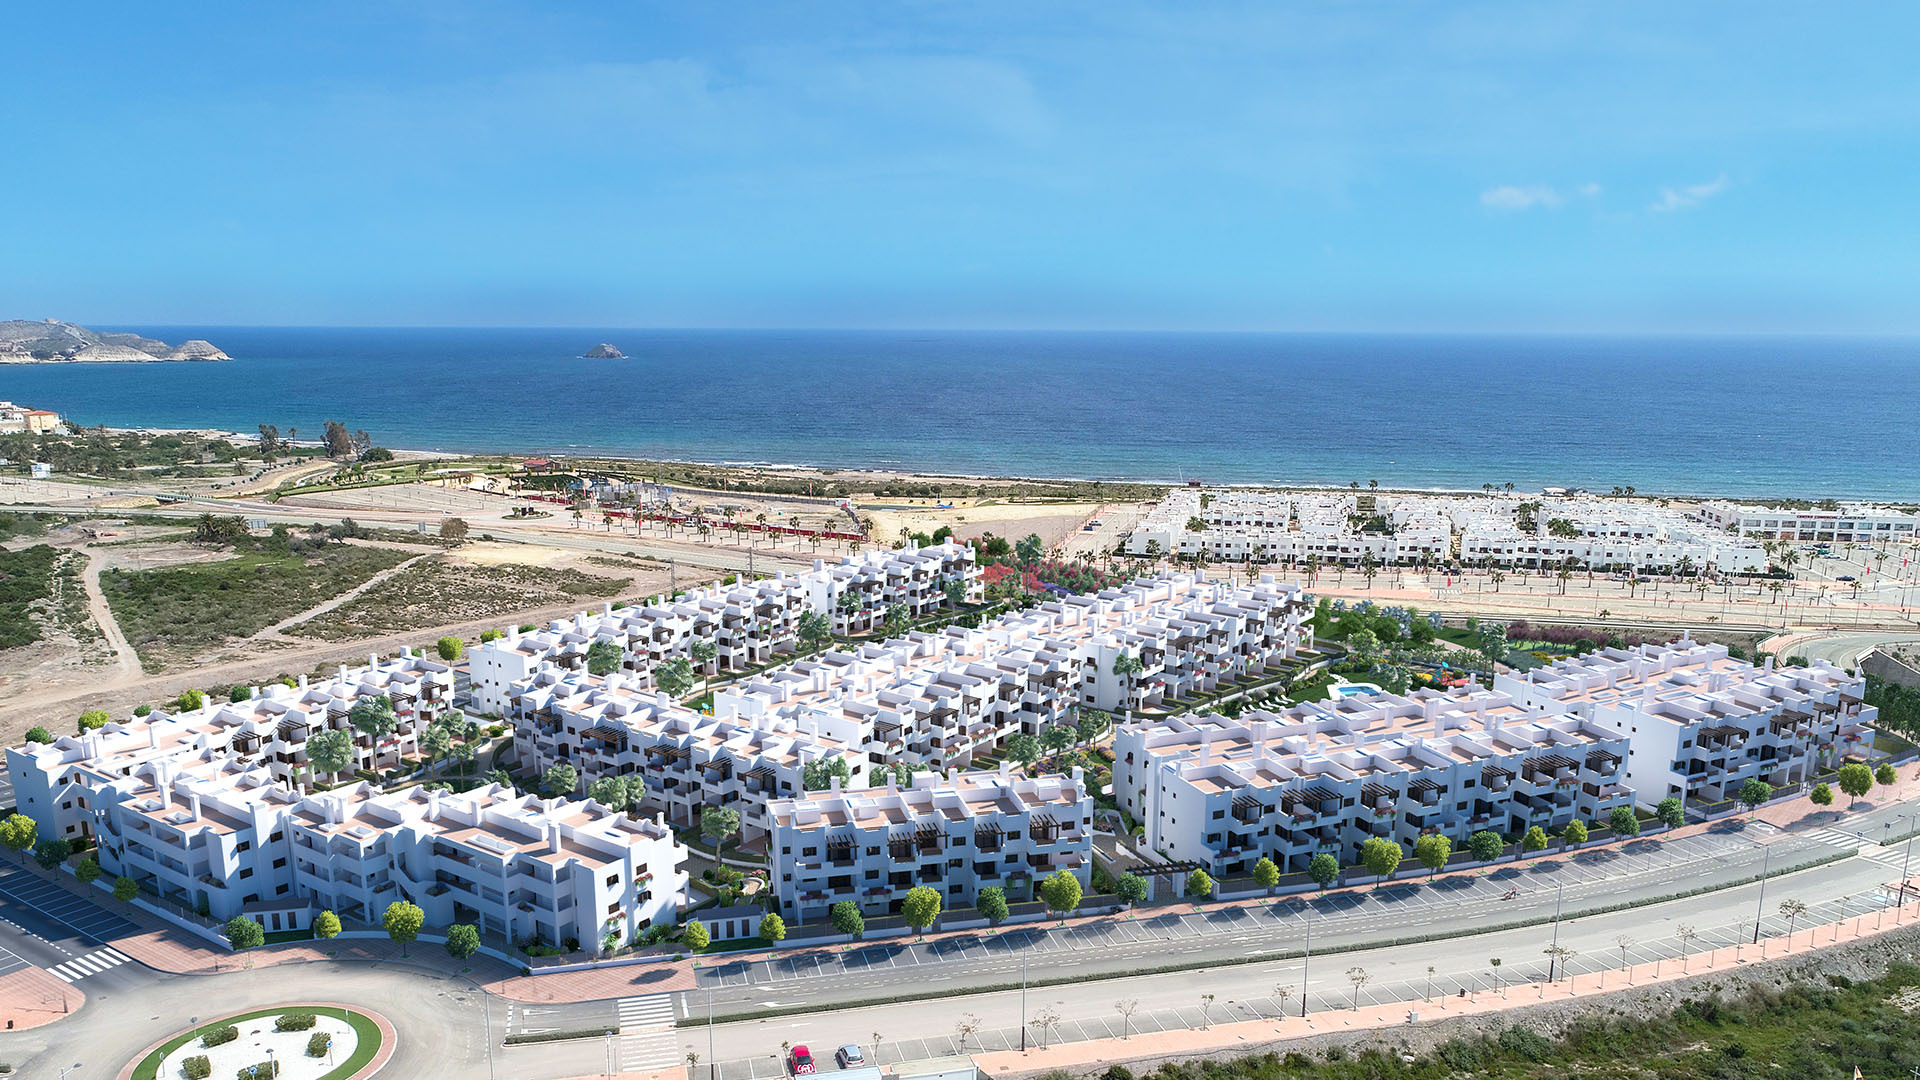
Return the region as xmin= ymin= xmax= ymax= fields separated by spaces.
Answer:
xmin=1112 ymin=652 xmax=1146 ymax=707
xmin=1489 ymin=569 xmax=1506 ymax=592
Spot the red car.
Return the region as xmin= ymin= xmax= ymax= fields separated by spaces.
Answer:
xmin=788 ymin=1045 xmax=816 ymax=1075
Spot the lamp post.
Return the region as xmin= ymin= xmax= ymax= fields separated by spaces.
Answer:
xmin=1019 ymin=952 xmax=1029 ymax=1051
xmin=1752 ymin=844 xmax=1772 ymax=944
xmin=1299 ymin=902 xmax=1313 ymax=1018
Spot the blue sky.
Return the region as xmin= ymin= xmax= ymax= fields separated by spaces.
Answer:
xmin=6 ymin=2 xmax=1916 ymax=331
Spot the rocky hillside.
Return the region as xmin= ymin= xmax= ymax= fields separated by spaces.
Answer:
xmin=0 ymin=319 xmax=229 ymax=363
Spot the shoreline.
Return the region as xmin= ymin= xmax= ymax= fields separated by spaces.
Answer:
xmin=83 ymin=425 xmax=1920 ymax=508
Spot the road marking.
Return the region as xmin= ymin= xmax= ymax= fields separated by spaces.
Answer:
xmin=47 ymin=947 xmax=129 ymax=983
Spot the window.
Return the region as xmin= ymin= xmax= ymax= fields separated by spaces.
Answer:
xmin=237 ymin=840 xmax=252 ymax=852
xmin=272 ymin=857 xmax=287 ymax=870
xmin=606 ymin=873 xmax=619 ymax=887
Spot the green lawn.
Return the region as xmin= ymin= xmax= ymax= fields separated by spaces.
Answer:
xmin=131 ymin=1006 xmax=382 ymax=1080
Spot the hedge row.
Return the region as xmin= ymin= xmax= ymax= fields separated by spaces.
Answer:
xmin=501 ymin=1026 xmax=617 ymax=1046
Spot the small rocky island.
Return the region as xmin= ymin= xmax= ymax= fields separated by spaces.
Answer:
xmin=582 ymin=342 xmax=627 ymax=358
xmin=0 ymin=319 xmax=229 ymax=363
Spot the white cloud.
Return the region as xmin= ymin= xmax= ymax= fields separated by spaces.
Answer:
xmin=1480 ymin=182 xmax=1603 ymax=211
xmin=1480 ymin=184 xmax=1562 ymax=210
xmin=1649 ymin=175 xmax=1730 ymax=212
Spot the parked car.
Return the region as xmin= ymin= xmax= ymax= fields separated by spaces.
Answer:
xmin=789 ymin=1046 xmax=817 ymax=1075
xmin=1838 ymin=575 xmax=1858 ymax=582
xmin=835 ymin=1045 xmax=866 ymax=1069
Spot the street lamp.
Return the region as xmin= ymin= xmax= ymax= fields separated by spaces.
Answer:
xmin=1299 ymin=901 xmax=1313 ymax=1018
xmin=1752 ymin=844 xmax=1772 ymax=944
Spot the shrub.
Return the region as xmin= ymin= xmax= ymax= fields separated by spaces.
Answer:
xmin=24 ymin=725 xmax=53 ymax=743
xmin=113 ymin=875 xmax=140 ymax=901
xmin=1497 ymin=1025 xmax=1552 ymax=1061
xmin=224 ymin=916 xmax=265 ymax=950
xmin=306 ymin=1032 xmax=331 ymax=1058
xmin=202 ymin=1024 xmax=240 ymax=1047
xmin=1811 ymin=783 xmax=1833 ymax=806
xmin=229 ymin=686 xmax=252 ymax=702
xmin=183 ymin=1055 xmax=213 ymax=1079
xmin=133 ymin=704 xmax=152 ymax=717
xmin=275 ymin=1011 xmax=317 ymax=1032
xmin=235 ymin=1060 xmax=279 ymax=1079
xmin=683 ymin=922 xmax=711 ymax=950
xmin=77 ymin=708 xmax=110 ymax=732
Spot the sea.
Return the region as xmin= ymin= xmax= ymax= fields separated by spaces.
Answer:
xmin=4 ymin=328 xmax=1918 ymax=500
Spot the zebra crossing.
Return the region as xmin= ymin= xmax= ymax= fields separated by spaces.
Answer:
xmin=617 ymin=994 xmax=682 ymax=1072
xmin=1803 ymin=826 xmax=1915 ymax=874
xmin=1805 ymin=825 xmax=1873 ymax=849
xmin=47 ymin=947 xmax=132 ymax=983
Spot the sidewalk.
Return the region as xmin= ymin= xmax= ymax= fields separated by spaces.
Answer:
xmin=0 ymin=963 xmax=84 ymax=1032
xmin=972 ymin=893 xmax=1920 ymax=1078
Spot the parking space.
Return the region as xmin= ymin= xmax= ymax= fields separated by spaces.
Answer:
xmin=0 ymin=863 xmax=139 ymax=943
xmin=0 ymin=939 xmax=30 ymax=979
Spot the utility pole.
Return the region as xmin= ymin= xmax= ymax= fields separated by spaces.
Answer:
xmin=483 ymin=995 xmax=496 ymax=1080
xmin=1299 ymin=902 xmax=1313 ymax=1017
xmin=1900 ymin=820 xmax=1916 ymax=907
xmin=1019 ymin=953 xmax=1029 ymax=1051
xmin=1547 ymin=880 xmax=1565 ymax=979
xmin=1752 ymin=843 xmax=1772 ymax=944
xmin=708 ymin=986 xmax=717 ymax=1080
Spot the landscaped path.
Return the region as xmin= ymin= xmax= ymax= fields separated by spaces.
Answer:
xmin=79 ymin=547 xmax=143 ymax=685
xmin=256 ymin=548 xmax=437 ymax=638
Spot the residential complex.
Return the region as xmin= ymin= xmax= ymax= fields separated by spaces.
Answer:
xmin=1498 ymin=637 xmax=1876 ymax=808
xmin=767 ymin=764 xmax=1092 ymax=922
xmin=469 ymin=543 xmax=982 ymax=716
xmin=1115 ymin=689 xmax=1633 ymax=876
xmin=1696 ymin=501 xmax=1919 ymax=545
xmin=499 ymin=572 xmax=1312 ymax=846
xmin=1125 ymin=489 xmax=1775 ymax=573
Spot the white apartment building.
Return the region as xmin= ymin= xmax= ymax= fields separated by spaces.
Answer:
xmin=1114 ymin=690 xmax=1632 ymax=876
xmin=1128 ymin=489 xmax=1774 ymax=573
xmin=7 ymin=653 xmax=459 ymax=844
xmin=768 ymin=764 xmax=1092 ymax=922
xmin=469 ymin=543 xmax=981 ymax=716
xmin=1696 ymin=501 xmax=1919 ymax=545
xmin=1499 ymin=638 xmax=1876 ymax=809
xmin=507 ymin=672 xmax=866 ymax=845
xmin=85 ymin=754 xmax=684 ymax=943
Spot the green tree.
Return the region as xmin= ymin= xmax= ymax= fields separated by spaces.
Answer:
xmin=1039 ymin=869 xmax=1084 ymax=915
xmin=1004 ymin=733 xmax=1040 ymax=767
xmin=224 ymin=916 xmax=265 ymax=951
xmin=542 ymin=762 xmax=579 ymax=798
xmin=1413 ymin=833 xmax=1452 ymax=878
xmin=1875 ymin=763 xmax=1898 ymax=787
xmin=1522 ymin=825 xmax=1549 ymax=853
xmin=1360 ymin=837 xmax=1403 ymax=880
xmin=1308 ymin=851 xmax=1340 ymax=890
xmin=1015 ymin=534 xmax=1045 ymax=565
xmin=586 ymin=640 xmax=624 ymax=677
xmin=883 ymin=603 xmax=912 ymax=636
xmin=113 ymin=875 xmax=140 ymax=902
xmin=683 ymin=921 xmax=710 ymax=950
xmin=1564 ymin=820 xmax=1589 ymax=846
xmin=77 ymin=708 xmax=110 ymax=733
xmin=1076 ymin=710 xmax=1111 ymax=747
xmin=1656 ymin=797 xmax=1685 ymax=829
xmin=1041 ymin=724 xmax=1075 ymax=757
xmin=1837 ymin=762 xmax=1874 ymax=806
xmin=1810 ymin=782 xmax=1834 ymax=806
xmin=306 ymin=728 xmax=354 ymax=785
xmin=978 ymin=886 xmax=1011 ymax=923
xmin=439 ymin=517 xmax=469 ymax=541
xmin=24 ymin=726 xmax=53 ymax=744
xmin=1185 ymin=868 xmax=1214 ymax=899
xmin=1113 ymin=873 xmax=1149 ymax=906
xmin=1608 ymin=806 xmax=1641 ymax=836
xmin=76 ymin=858 xmax=102 ymax=884
xmin=382 ymin=900 xmax=425 ymax=956
xmin=314 ymin=910 xmax=341 ymax=939
xmin=418 ymin=721 xmax=454 ymax=774
xmin=444 ymin=923 xmax=481 ymax=961
xmin=1476 ymin=623 xmax=1509 ymax=677
xmin=348 ymin=696 xmax=397 ymax=743
xmin=1738 ymin=778 xmax=1773 ymax=815
xmin=176 ymin=688 xmax=207 ymax=712
xmin=33 ymin=838 xmax=70 ymax=870
xmin=588 ymin=774 xmax=647 ymax=813
xmin=901 ymin=886 xmax=943 ymax=933
xmin=759 ymin=913 xmax=787 ymax=945
xmin=797 ymin=610 xmax=834 ymax=653
xmin=0 ymin=813 xmax=37 ymax=852
xmin=656 ymin=658 xmax=697 ymax=698
xmin=436 ymin=636 xmax=465 ymax=663
xmin=802 ymin=756 xmax=853 ymax=791
xmin=1467 ymin=830 xmax=1504 ymax=863
xmin=830 ymin=901 xmax=866 ymax=938
xmin=1251 ymin=857 xmax=1281 ymax=891
xmin=701 ymin=806 xmax=740 ymax=845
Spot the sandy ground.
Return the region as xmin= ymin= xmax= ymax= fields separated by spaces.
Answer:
xmin=862 ymin=500 xmax=1103 ymax=549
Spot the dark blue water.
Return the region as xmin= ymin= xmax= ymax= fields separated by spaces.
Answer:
xmin=4 ymin=329 xmax=1917 ymax=499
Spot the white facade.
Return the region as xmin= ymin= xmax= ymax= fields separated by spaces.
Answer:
xmin=1115 ymin=690 xmax=1632 ymax=876
xmin=768 ymin=764 xmax=1092 ymax=922
xmin=1499 ymin=638 xmax=1876 ymax=808
xmin=469 ymin=543 xmax=981 ymax=717
xmin=1696 ymin=501 xmax=1919 ymax=545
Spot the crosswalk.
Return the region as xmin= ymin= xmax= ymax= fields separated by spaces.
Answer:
xmin=617 ymin=994 xmax=682 ymax=1072
xmin=1805 ymin=825 xmax=1873 ymax=848
xmin=47 ymin=947 xmax=132 ymax=983
xmin=1803 ymin=827 xmax=1914 ymax=873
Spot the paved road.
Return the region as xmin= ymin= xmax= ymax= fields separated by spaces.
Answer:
xmin=1761 ymin=629 xmax=1920 ymax=667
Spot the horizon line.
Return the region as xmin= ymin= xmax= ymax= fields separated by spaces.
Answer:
xmin=79 ymin=323 xmax=1920 ymax=338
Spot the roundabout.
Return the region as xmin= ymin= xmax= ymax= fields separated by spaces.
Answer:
xmin=124 ymin=1004 xmax=391 ymax=1080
